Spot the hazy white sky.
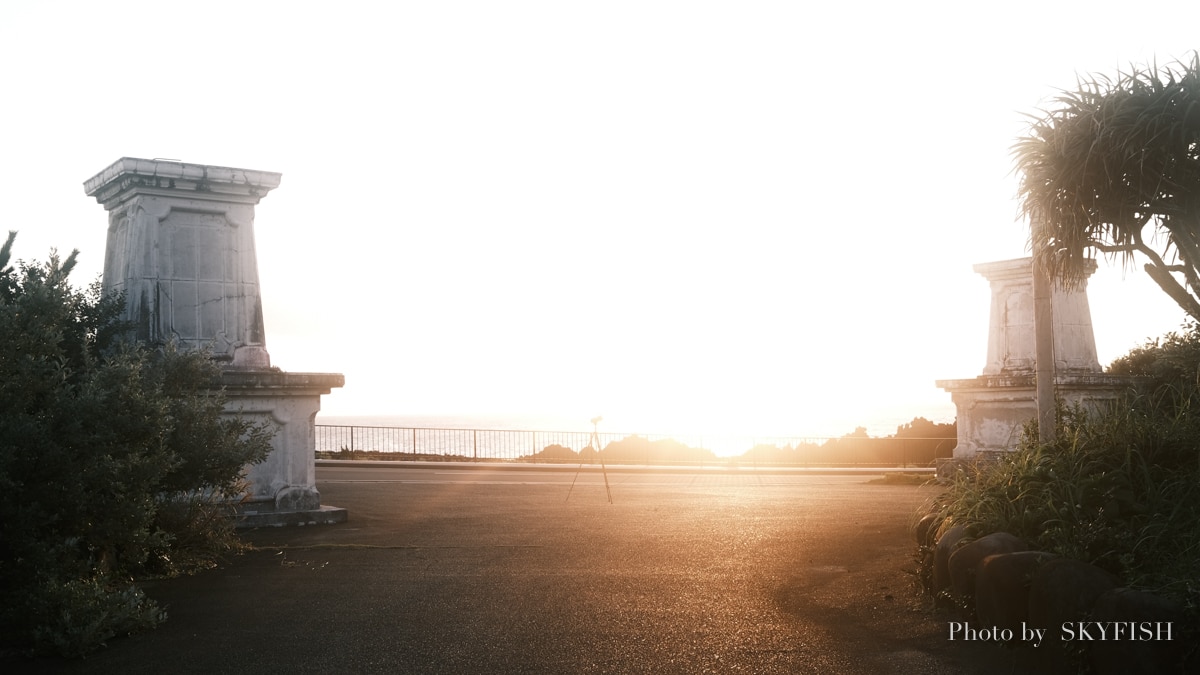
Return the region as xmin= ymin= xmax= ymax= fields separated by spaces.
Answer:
xmin=2 ymin=1 xmax=1196 ymax=436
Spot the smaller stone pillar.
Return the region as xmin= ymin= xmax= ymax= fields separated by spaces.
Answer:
xmin=218 ymin=369 xmax=346 ymax=525
xmin=937 ymin=257 xmax=1131 ymax=458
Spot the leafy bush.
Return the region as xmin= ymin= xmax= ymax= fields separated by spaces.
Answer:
xmin=934 ymin=405 xmax=1198 ymax=597
xmin=23 ymin=579 xmax=166 ymax=660
xmin=1109 ymin=323 xmax=1200 ymax=412
xmin=599 ymin=435 xmax=717 ymax=464
xmin=0 ymin=233 xmax=273 ymax=656
xmin=921 ymin=327 xmax=1200 ymax=612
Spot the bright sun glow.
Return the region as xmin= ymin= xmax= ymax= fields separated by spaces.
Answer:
xmin=2 ymin=1 xmax=1197 ymax=438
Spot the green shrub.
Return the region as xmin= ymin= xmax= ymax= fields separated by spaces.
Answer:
xmin=921 ymin=333 xmax=1200 ymax=613
xmin=0 ymin=233 xmax=273 ymax=656
xmin=25 ymin=578 xmax=167 ymax=660
xmin=936 ymin=403 xmax=1198 ymax=594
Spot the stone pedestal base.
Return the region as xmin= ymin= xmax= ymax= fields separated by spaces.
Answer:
xmin=936 ymin=372 xmax=1133 ymax=458
xmin=220 ymin=369 xmax=346 ymax=528
xmin=236 ymin=501 xmax=348 ymax=528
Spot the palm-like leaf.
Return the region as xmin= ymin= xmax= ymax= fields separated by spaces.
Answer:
xmin=1013 ymin=53 xmax=1200 ymax=320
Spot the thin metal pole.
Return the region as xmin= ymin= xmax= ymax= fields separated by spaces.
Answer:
xmin=1034 ymin=255 xmax=1057 ymax=444
xmin=567 ymin=419 xmax=612 ymax=503
xmin=596 ymin=426 xmax=612 ymax=503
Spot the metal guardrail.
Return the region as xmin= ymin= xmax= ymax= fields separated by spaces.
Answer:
xmin=314 ymin=424 xmax=956 ymax=467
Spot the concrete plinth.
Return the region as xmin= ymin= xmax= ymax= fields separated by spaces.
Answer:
xmin=220 ymin=370 xmax=347 ymax=527
xmin=937 ymin=372 xmax=1130 ymax=457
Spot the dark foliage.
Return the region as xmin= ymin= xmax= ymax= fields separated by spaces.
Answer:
xmin=920 ymin=327 xmax=1200 ymax=616
xmin=1014 ymin=53 xmax=1200 ymax=320
xmin=0 ymin=233 xmax=273 ymax=656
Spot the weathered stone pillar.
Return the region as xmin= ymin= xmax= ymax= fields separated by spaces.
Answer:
xmin=977 ymin=257 xmax=1101 ymax=375
xmin=937 ymin=257 xmax=1131 ymax=458
xmin=85 ymin=158 xmax=278 ymax=366
xmin=85 ymin=158 xmax=346 ymax=526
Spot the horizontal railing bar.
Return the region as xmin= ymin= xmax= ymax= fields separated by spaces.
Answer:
xmin=314 ymin=424 xmax=956 ymax=467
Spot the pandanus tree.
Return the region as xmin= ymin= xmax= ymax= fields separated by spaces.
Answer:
xmin=1013 ymin=53 xmax=1200 ymax=321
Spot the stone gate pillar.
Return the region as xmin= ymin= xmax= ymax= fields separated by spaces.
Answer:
xmin=937 ymin=257 xmax=1131 ymax=458
xmin=85 ymin=158 xmax=345 ymax=526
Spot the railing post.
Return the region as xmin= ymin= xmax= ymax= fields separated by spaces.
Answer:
xmin=473 ymin=429 xmax=478 ymax=461
xmin=350 ymin=426 xmax=355 ymax=452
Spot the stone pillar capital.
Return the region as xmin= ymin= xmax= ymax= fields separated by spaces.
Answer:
xmin=84 ymin=157 xmax=281 ymax=211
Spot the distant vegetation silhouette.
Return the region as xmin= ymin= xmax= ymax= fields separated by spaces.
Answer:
xmin=519 ymin=417 xmax=956 ymax=466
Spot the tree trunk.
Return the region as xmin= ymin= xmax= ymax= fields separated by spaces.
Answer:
xmin=1034 ymin=257 xmax=1056 ymax=444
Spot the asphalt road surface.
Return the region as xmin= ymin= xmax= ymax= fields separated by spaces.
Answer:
xmin=25 ymin=465 xmax=1032 ymax=674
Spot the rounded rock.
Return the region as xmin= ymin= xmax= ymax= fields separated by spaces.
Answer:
xmin=932 ymin=524 xmax=967 ymax=596
xmin=974 ymin=550 xmax=1056 ymax=632
xmin=914 ymin=512 xmax=940 ymax=547
xmin=947 ymin=532 xmax=1028 ymax=600
xmin=1088 ymin=588 xmax=1192 ymax=675
xmin=1028 ymin=558 xmax=1118 ymax=638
